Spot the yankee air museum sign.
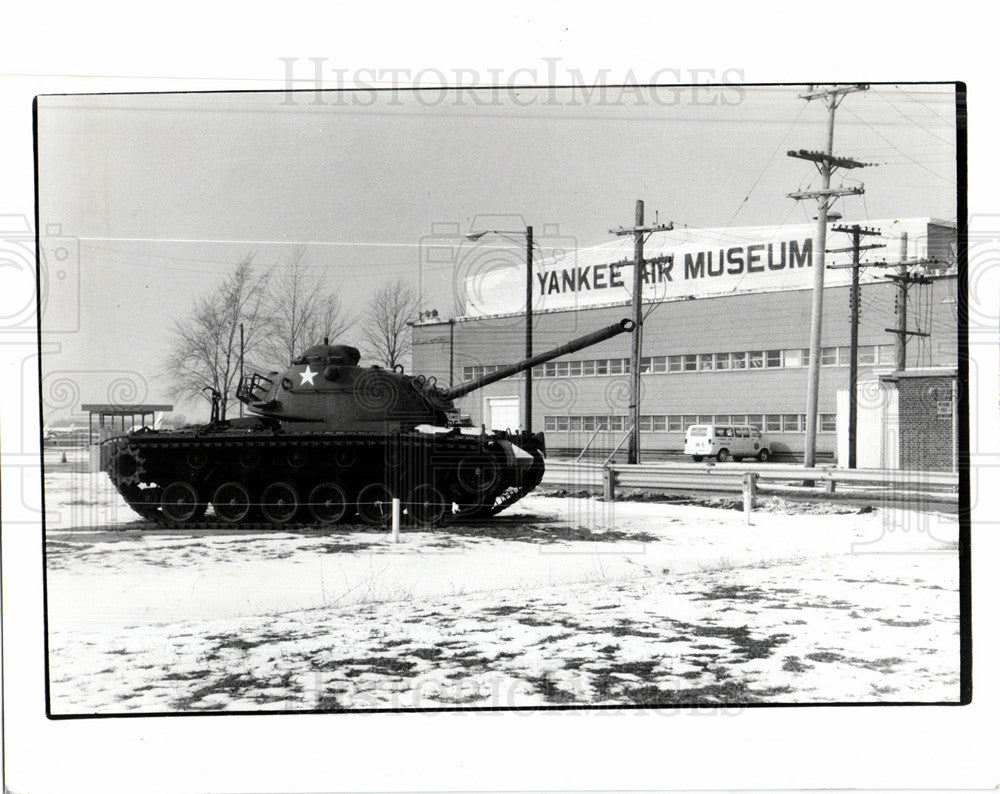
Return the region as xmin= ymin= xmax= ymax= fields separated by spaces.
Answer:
xmin=461 ymin=218 xmax=938 ymax=317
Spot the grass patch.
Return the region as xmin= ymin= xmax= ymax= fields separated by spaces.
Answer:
xmin=876 ymin=617 xmax=931 ymax=628
xmin=806 ymin=651 xmax=844 ymax=663
xmin=782 ymin=656 xmax=814 ymax=673
xmin=696 ymin=584 xmax=771 ymax=603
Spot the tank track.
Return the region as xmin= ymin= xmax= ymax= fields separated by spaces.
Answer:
xmin=104 ymin=425 xmax=545 ymax=530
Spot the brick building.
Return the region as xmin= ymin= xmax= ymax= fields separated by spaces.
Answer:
xmin=412 ymin=218 xmax=958 ymax=463
xmin=890 ymin=369 xmax=959 ymax=472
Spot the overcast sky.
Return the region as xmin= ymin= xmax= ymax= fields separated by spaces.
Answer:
xmin=35 ymin=84 xmax=957 ymax=420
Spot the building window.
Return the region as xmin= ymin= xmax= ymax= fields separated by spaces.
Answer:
xmin=638 ymin=416 xmax=652 ymax=431
xmin=652 ymin=415 xmax=666 ymax=431
xmin=782 ymin=414 xmax=801 ymax=432
xmin=731 ymin=414 xmax=748 ymax=425
xmin=652 ymin=356 xmax=667 ymax=374
xmin=747 ymin=414 xmax=763 ymax=430
xmin=801 ymin=348 xmax=810 ymax=366
xmin=544 ymin=362 xmax=557 ymax=377
xmin=765 ymin=414 xmax=782 ymax=432
xmin=556 ymin=417 xmax=569 ymax=431
xmin=545 ymin=416 xmax=557 ymax=431
xmin=683 ymin=354 xmax=698 ymax=372
xmin=667 ymin=415 xmax=683 ymax=432
xmin=668 ymin=355 xmax=683 ymax=373
xmin=715 ymin=352 xmax=730 ymax=370
xmin=609 ymin=358 xmax=624 ymax=375
xmin=714 ymin=414 xmax=731 ymax=425
xmin=463 ymin=366 xmax=474 ymax=381
xmin=783 ymin=349 xmax=802 ymax=368
xmin=748 ymin=351 xmax=764 ymax=368
xmin=596 ymin=359 xmax=609 ymax=376
xmin=556 ymin=362 xmax=569 ymax=377
xmin=820 ymin=414 xmax=837 ymax=433
xmin=821 ymin=347 xmax=837 ymax=366
xmin=698 ymin=353 xmax=714 ymax=371
xmin=569 ymin=416 xmax=583 ymax=431
xmin=731 ymin=352 xmax=747 ymax=369
xmin=682 ymin=414 xmax=698 ymax=429
xmin=532 ymin=366 xmax=543 ymax=377
xmin=838 ymin=346 xmax=850 ymax=365
xmin=570 ymin=361 xmax=583 ymax=376
xmin=640 ymin=357 xmax=652 ymax=374
xmin=581 ymin=360 xmax=594 ymax=376
xmin=697 ymin=414 xmax=713 ymax=424
xmin=858 ymin=345 xmax=876 ymax=365
xmin=610 ymin=415 xmax=625 ymax=431
xmin=765 ymin=350 xmax=782 ymax=368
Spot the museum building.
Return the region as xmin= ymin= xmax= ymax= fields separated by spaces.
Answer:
xmin=411 ymin=217 xmax=959 ymax=464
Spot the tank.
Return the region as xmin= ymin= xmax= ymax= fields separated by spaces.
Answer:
xmin=104 ymin=318 xmax=635 ymax=528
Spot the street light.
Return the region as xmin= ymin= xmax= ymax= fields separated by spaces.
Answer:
xmin=464 ymin=226 xmax=534 ymax=433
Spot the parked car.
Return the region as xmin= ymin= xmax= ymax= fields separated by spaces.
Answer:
xmin=684 ymin=424 xmax=770 ymax=462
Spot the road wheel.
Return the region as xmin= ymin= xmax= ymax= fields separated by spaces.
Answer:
xmin=261 ymin=482 xmax=299 ymax=525
xmin=212 ymin=482 xmax=251 ymax=524
xmin=692 ymin=455 xmax=703 ymax=462
xmin=716 ymin=448 xmax=730 ymax=463
xmin=357 ymin=483 xmax=394 ymax=526
xmin=308 ymin=483 xmax=348 ymax=525
xmin=456 ymin=455 xmax=500 ymax=494
xmin=409 ymin=484 xmax=448 ymax=526
xmin=757 ymin=448 xmax=770 ymax=462
xmin=161 ymin=482 xmax=202 ymax=524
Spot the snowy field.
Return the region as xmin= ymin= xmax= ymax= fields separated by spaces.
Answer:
xmin=43 ymin=462 xmax=961 ymax=713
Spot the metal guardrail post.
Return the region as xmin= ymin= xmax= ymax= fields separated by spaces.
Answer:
xmin=603 ymin=466 xmax=617 ymax=502
xmin=743 ymin=472 xmax=758 ymax=525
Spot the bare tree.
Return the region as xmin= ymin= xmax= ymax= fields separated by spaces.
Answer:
xmin=259 ymin=245 xmax=353 ymax=366
xmin=166 ymin=253 xmax=272 ymax=420
xmin=362 ymin=278 xmax=418 ymax=368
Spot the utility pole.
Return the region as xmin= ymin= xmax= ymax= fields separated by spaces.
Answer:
xmin=787 ymin=83 xmax=870 ymax=468
xmin=827 ymin=225 xmax=884 ymax=468
xmin=896 ymin=233 xmax=908 ymax=370
xmin=884 ymin=231 xmax=934 ymax=372
xmin=609 ymin=199 xmax=673 ymax=464
xmin=525 ymin=225 xmax=533 ymax=433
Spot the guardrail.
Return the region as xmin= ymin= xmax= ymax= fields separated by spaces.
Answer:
xmin=543 ymin=460 xmax=958 ymax=503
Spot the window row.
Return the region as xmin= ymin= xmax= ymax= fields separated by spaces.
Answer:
xmin=543 ymin=413 xmax=838 ymax=433
xmin=462 ymin=345 xmax=895 ymax=381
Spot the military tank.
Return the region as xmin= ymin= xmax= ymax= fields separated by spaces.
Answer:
xmin=104 ymin=318 xmax=635 ymax=528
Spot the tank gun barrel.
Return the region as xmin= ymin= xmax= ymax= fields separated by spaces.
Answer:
xmin=442 ymin=318 xmax=635 ymax=399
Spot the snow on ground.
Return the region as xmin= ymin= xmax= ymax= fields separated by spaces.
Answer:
xmin=43 ymin=466 xmax=961 ymax=713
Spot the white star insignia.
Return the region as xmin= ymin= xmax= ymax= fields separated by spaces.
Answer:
xmin=299 ymin=365 xmax=318 ymax=386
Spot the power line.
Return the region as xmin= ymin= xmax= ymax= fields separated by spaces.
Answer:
xmin=895 ymin=86 xmax=954 ymax=122
xmin=840 ymin=105 xmax=956 ymax=185
xmin=871 ymin=88 xmax=955 ymax=145
xmin=722 ymin=101 xmax=808 ymax=228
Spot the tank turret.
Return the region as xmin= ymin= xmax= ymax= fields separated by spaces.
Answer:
xmin=235 ymin=318 xmax=635 ymax=431
xmin=105 ymin=319 xmax=635 ymax=529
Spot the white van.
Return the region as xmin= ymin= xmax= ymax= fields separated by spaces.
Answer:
xmin=684 ymin=424 xmax=770 ymax=462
